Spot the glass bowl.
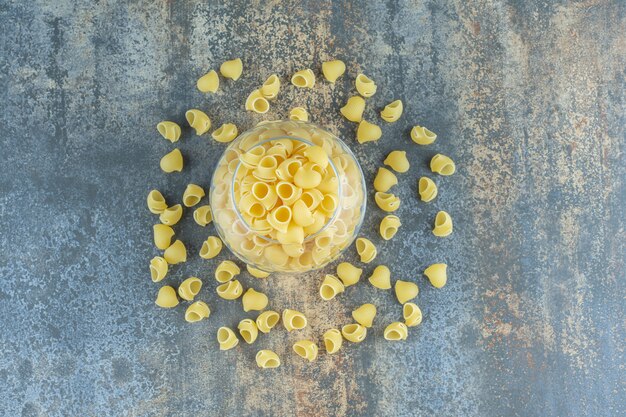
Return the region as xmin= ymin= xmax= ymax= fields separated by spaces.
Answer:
xmin=209 ymin=120 xmax=366 ymax=273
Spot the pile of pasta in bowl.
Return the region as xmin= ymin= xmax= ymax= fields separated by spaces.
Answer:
xmin=147 ymin=57 xmax=456 ymax=368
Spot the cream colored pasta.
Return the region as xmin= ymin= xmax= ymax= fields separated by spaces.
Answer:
xmin=215 ymin=260 xmax=241 ymax=283
xmin=323 ymin=329 xmax=343 ymax=354
xmin=193 ymin=205 xmax=213 ymax=226
xmin=251 ymin=182 xmax=278 ymax=210
xmin=155 ymin=286 xmax=178 ymax=308
xmin=384 ymin=322 xmax=408 ymax=341
xmin=341 ymin=323 xmax=367 ymax=343
xmin=260 ymin=74 xmax=281 ymax=99
xmin=217 ymin=326 xmax=239 ymax=350
xmin=185 ymin=109 xmax=211 ymax=135
xmin=356 ymin=120 xmax=382 ymax=144
xmin=352 ymin=303 xmax=376 ymax=328
xmin=156 ymin=121 xmax=181 ymax=143
xmin=282 ymin=309 xmax=307 ymax=331
xmin=178 ymin=277 xmax=202 ymax=301
xmin=380 ymin=100 xmax=403 ymax=122
xmin=411 ymin=125 xmax=437 ymax=145
xmin=319 ymin=274 xmax=345 ymax=300
xmin=355 ymin=73 xmax=377 ymax=97
xmin=368 ymin=265 xmax=391 ymax=289
xmin=321 ymin=60 xmax=346 ymax=83
xmin=379 ymin=215 xmax=401 ymax=240
xmin=403 ymin=302 xmax=422 ymax=327
xmin=159 ymin=204 xmax=183 ymax=225
xmin=245 ymin=89 xmax=270 ymax=114
xmin=267 ymin=205 xmax=292 ymax=233
xmin=256 ymin=350 xmax=280 ymax=368
xmin=291 ymin=69 xmax=315 ymax=88
xmin=432 ymin=211 xmax=453 ymax=237
xmin=212 ymin=123 xmax=238 ymax=143
xmin=163 ymin=239 xmax=187 ymax=264
xmin=147 ymin=190 xmax=168 ymax=214
xmin=185 ymin=301 xmax=210 ymax=323
xmin=153 ymin=224 xmax=174 ymax=249
xmin=337 ymin=262 xmax=362 ymax=287
xmin=182 ymin=184 xmax=205 ymax=207
xmin=340 ymin=96 xmax=366 ymax=122
xmin=289 ymin=107 xmax=309 ymax=122
xmin=304 ymin=146 xmax=329 ymax=168
xmin=160 ymin=148 xmax=183 ymax=173
xmin=293 ymin=340 xmax=318 ymax=362
xmin=246 ymin=264 xmax=270 ymax=278
xmin=254 ymin=155 xmax=279 ymax=181
xmin=264 ymin=245 xmax=289 ymax=267
xmin=294 ymin=165 xmax=322 ymax=189
xmin=395 ymin=280 xmax=419 ymax=304
xmin=197 ymin=69 xmax=219 ymax=93
xmin=374 ymin=192 xmax=400 ymax=212
xmin=256 ymin=310 xmax=280 ymax=333
xmin=199 ymin=236 xmax=222 ymax=259
xmin=418 ymin=177 xmax=438 ymax=202
xmin=430 ymin=154 xmax=456 ymax=176
xmin=216 ymin=279 xmax=243 ymax=300
xmin=292 ymin=200 xmax=315 ymax=227
xmin=355 ymin=238 xmax=377 ymax=263
xmin=373 ymin=167 xmax=398 ymax=192
xmin=383 ymin=150 xmax=410 ymax=173
xmin=424 ymin=263 xmax=447 ymax=288
xmin=219 ymin=58 xmax=243 ymax=80
xmin=242 ymin=288 xmax=268 ymax=312
xmin=149 ymin=256 xmax=168 ymax=282
xmin=238 ymin=319 xmax=259 ymax=344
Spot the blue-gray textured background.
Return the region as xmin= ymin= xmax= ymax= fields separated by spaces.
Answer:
xmin=1 ymin=1 xmax=624 ymax=416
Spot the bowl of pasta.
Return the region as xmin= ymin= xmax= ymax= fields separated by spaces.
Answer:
xmin=209 ymin=120 xmax=366 ymax=273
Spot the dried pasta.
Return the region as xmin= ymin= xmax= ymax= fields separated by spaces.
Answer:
xmin=238 ymin=319 xmax=259 ymax=344
xmin=245 ymin=89 xmax=270 ymax=114
xmin=220 ymin=58 xmax=243 ymax=80
xmin=282 ymin=309 xmax=307 ymax=331
xmin=432 ymin=211 xmax=453 ymax=237
xmin=368 ymin=265 xmax=391 ymax=289
xmin=212 ymin=123 xmax=238 ymax=143
xmin=340 ymin=96 xmax=366 ymax=122
xmin=384 ymin=322 xmax=408 ymax=341
xmin=260 ymin=74 xmax=281 ymax=99
xmin=418 ymin=177 xmax=438 ymax=202
xmin=323 ymin=329 xmax=343 ymax=354
xmin=245 ymin=265 xmax=269 ymax=279
xmin=379 ymin=215 xmax=401 ymax=240
xmin=160 ymin=148 xmax=183 ymax=173
xmin=289 ymin=107 xmax=309 ymax=122
xmin=185 ymin=109 xmax=211 ymax=135
xmin=430 ymin=154 xmax=456 ymax=176
xmin=159 ymin=204 xmax=183 ymax=225
xmin=291 ymin=69 xmax=315 ymax=88
xmin=182 ymin=184 xmax=205 ymax=207
xmin=341 ymin=323 xmax=367 ymax=343
xmin=352 ymin=303 xmax=376 ymax=328
xmin=373 ymin=167 xmax=398 ymax=192
xmin=321 ymin=60 xmax=346 ymax=83
xmin=380 ymin=100 xmax=403 ymax=122
xmin=216 ymin=279 xmax=243 ymax=300
xmin=217 ymin=326 xmax=239 ymax=350
xmin=293 ymin=340 xmax=318 ymax=362
xmin=242 ymin=288 xmax=268 ymax=312
xmin=156 ymin=121 xmax=181 ymax=143
xmin=256 ymin=350 xmax=280 ymax=368
xmin=356 ymin=120 xmax=382 ymax=144
xmin=319 ymin=274 xmax=345 ymax=300
xmin=355 ymin=73 xmax=377 ymax=97
xmin=147 ymin=190 xmax=168 ymax=214
xmin=149 ymin=256 xmax=168 ymax=282
xmin=395 ymin=280 xmax=419 ymax=304
xmin=193 ymin=205 xmax=212 ymax=226
xmin=424 ymin=263 xmax=447 ymax=288
xmin=197 ymin=70 xmax=219 ymax=93
xmin=215 ymin=260 xmax=241 ymax=282
xmin=410 ymin=125 xmax=436 ymax=145
xmin=383 ymin=150 xmax=410 ymax=173
xmin=155 ymin=286 xmax=178 ymax=308
xmin=403 ymin=303 xmax=422 ymax=327
xmin=336 ymin=262 xmax=362 ymax=287
xmin=199 ymin=236 xmax=222 ymax=259
xmin=185 ymin=301 xmax=210 ymax=322
xmin=355 ymin=238 xmax=377 ymax=263
xmin=153 ymin=224 xmax=174 ymax=249
xmin=374 ymin=192 xmax=400 ymax=212
xmin=178 ymin=277 xmax=202 ymax=301
xmin=256 ymin=310 xmax=280 ymax=333
xmin=163 ymin=239 xmax=187 ymax=264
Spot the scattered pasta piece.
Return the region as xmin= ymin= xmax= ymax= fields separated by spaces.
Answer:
xmin=352 ymin=304 xmax=376 ymax=328
xmin=293 ymin=340 xmax=318 ymax=362
xmin=282 ymin=309 xmax=307 ymax=331
xmin=432 ymin=211 xmax=453 ymax=237
xmin=395 ymin=280 xmax=419 ymax=304
xmin=185 ymin=109 xmax=211 ymax=135
xmin=217 ymin=327 xmax=239 ymax=350
xmin=323 ymin=329 xmax=343 ymax=354
xmin=383 ymin=150 xmax=410 ymax=173
xmin=197 ymin=70 xmax=219 ymax=93
xmin=149 ymin=256 xmax=168 ymax=282
xmin=159 ymin=204 xmax=183 ymax=225
xmin=260 ymin=74 xmax=281 ymax=99
xmin=256 ymin=311 xmax=280 ymax=333
xmin=153 ymin=224 xmax=174 ymax=249
xmin=374 ymin=192 xmax=400 ymax=212
xmin=238 ymin=319 xmax=259 ymax=344
xmin=356 ymin=120 xmax=382 ymax=144
xmin=384 ymin=322 xmax=408 ymax=341
xmin=289 ymin=107 xmax=309 ymax=121
xmin=182 ymin=184 xmax=205 ymax=207
xmin=341 ymin=323 xmax=367 ymax=343
xmin=178 ymin=277 xmax=202 ymax=301
xmin=212 ymin=123 xmax=238 ymax=143
xmin=199 ymin=236 xmax=222 ymax=259
xmin=411 ymin=125 xmax=437 ymax=145
xmin=245 ymin=89 xmax=270 ymax=114
xmin=220 ymin=58 xmax=243 ymax=80
xmin=380 ymin=100 xmax=403 ymax=122
xmin=379 ymin=215 xmax=401 ymax=240
xmin=355 ymin=238 xmax=377 ymax=263
xmin=355 ymin=73 xmax=377 ymax=97
xmin=336 ymin=262 xmax=362 ymax=287
xmin=256 ymin=350 xmax=280 ymax=368
xmin=160 ymin=149 xmax=183 ymax=173
xmin=430 ymin=154 xmax=456 ymax=176
xmin=216 ymin=279 xmax=243 ymax=300
xmin=247 ymin=264 xmax=270 ymax=278
xmin=156 ymin=121 xmax=182 ymax=143
xmin=368 ymin=265 xmax=391 ymax=289
xmin=340 ymin=96 xmax=366 ymax=122
xmin=215 ymin=260 xmax=241 ymax=282
xmin=147 ymin=190 xmax=167 ymax=214
xmin=185 ymin=301 xmax=210 ymax=323
xmin=242 ymin=288 xmax=268 ymax=312
xmin=291 ymin=69 xmax=315 ymax=88
xmin=424 ymin=263 xmax=448 ymax=288
xmin=418 ymin=177 xmax=438 ymax=202
xmin=193 ymin=205 xmax=213 ymax=226
xmin=373 ymin=167 xmax=398 ymax=192
xmin=163 ymin=239 xmax=187 ymax=264
xmin=321 ymin=60 xmax=346 ymax=83
xmin=155 ymin=286 xmax=178 ymax=308
xmin=319 ymin=274 xmax=345 ymax=300
xmin=403 ymin=303 xmax=422 ymax=327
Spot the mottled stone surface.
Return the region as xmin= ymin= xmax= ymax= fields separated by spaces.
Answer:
xmin=0 ymin=1 xmax=624 ymax=416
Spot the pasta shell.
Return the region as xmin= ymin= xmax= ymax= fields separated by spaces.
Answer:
xmin=282 ymin=309 xmax=307 ymax=331
xmin=340 ymin=96 xmax=366 ymax=122
xmin=293 ymin=340 xmax=318 ymax=362
xmin=246 ymin=264 xmax=270 ymax=278
xmin=182 ymin=184 xmax=205 ymax=207
xmin=384 ymin=322 xmax=408 ymax=341
xmin=289 ymin=107 xmax=309 ymax=121
xmin=193 ymin=205 xmax=213 ymax=226
xmin=341 ymin=323 xmax=367 ymax=343
xmin=149 ymin=256 xmax=168 ymax=283
xmin=256 ymin=350 xmax=280 ymax=368
xmin=185 ymin=109 xmax=211 ymax=135
xmin=215 ymin=260 xmax=241 ymax=282
xmin=163 ymin=239 xmax=187 ymax=264
xmin=395 ymin=280 xmax=419 ymax=304
xmin=424 ymin=263 xmax=448 ymax=288
xmin=216 ymin=279 xmax=243 ymax=300
xmin=245 ymin=89 xmax=270 ymax=114
xmin=241 ymin=288 xmax=269 ymax=312
xmin=403 ymin=303 xmax=423 ymax=327
xmin=373 ymin=167 xmax=398 ymax=192
xmin=432 ymin=211 xmax=453 ymax=237
xmin=153 ymin=224 xmax=174 ymax=249
xmin=197 ymin=69 xmax=219 ymax=93
xmin=220 ymin=58 xmax=243 ymax=80
xmin=323 ymin=329 xmax=343 ymax=354
xmin=212 ymin=123 xmax=238 ymax=143
xmin=319 ymin=274 xmax=345 ymax=300
xmin=355 ymin=238 xmax=377 ymax=263
xmin=430 ymin=154 xmax=456 ymax=176
xmin=336 ymin=262 xmax=362 ymax=287
xmin=383 ymin=150 xmax=410 ymax=173
xmin=321 ymin=60 xmax=346 ymax=83
xmin=352 ymin=304 xmax=377 ymax=328
xmin=155 ymin=286 xmax=178 ymax=308
xmin=238 ymin=319 xmax=259 ymax=344
xmin=217 ymin=327 xmax=239 ymax=350
xmin=356 ymin=120 xmax=382 ymax=144
xmin=411 ymin=125 xmax=437 ymax=145
xmin=160 ymin=148 xmax=183 ymax=173
xmin=256 ymin=311 xmax=280 ymax=333
xmin=379 ymin=215 xmax=401 ymax=240
xmin=418 ymin=177 xmax=438 ymax=202
xmin=374 ymin=192 xmax=400 ymax=212
xmin=178 ymin=277 xmax=202 ymax=301
xmin=185 ymin=301 xmax=210 ymax=323
xmin=260 ymin=74 xmax=281 ymax=99
xmin=380 ymin=100 xmax=404 ymax=122
xmin=291 ymin=69 xmax=315 ymax=88
xmin=355 ymin=73 xmax=377 ymax=97
xmin=368 ymin=265 xmax=391 ymax=289
xmin=199 ymin=236 xmax=222 ymax=259
xmin=156 ymin=121 xmax=181 ymax=143
xmin=147 ymin=190 xmax=167 ymax=214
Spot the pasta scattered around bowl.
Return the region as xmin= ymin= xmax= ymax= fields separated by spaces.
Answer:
xmin=193 ymin=205 xmax=213 ymax=226
xmin=418 ymin=177 xmax=438 ymax=202
xmin=260 ymin=74 xmax=281 ymax=99
xmin=289 ymin=107 xmax=309 ymax=122
xmin=355 ymin=238 xmax=377 ymax=263
xmin=242 ymin=288 xmax=268 ymax=312
xmin=373 ymin=167 xmax=398 ymax=192
xmin=147 ymin=189 xmax=168 ymax=214
xmin=424 ymin=263 xmax=448 ymax=288
xmin=374 ymin=192 xmax=400 ymax=212
xmin=403 ymin=303 xmax=422 ymax=327
xmin=185 ymin=301 xmax=210 ymax=323
xmin=182 ymin=184 xmax=205 ymax=207
xmin=216 ymin=279 xmax=243 ymax=300
xmin=411 ymin=125 xmax=437 ymax=145
xmin=282 ymin=309 xmax=307 ymax=331
xmin=178 ymin=277 xmax=202 ymax=301
xmin=212 ymin=123 xmax=238 ymax=143
xmin=163 ymin=239 xmax=187 ymax=264
xmin=159 ymin=204 xmax=183 ymax=225
xmin=256 ymin=310 xmax=280 ymax=333
xmin=256 ymin=350 xmax=280 ymax=368
xmin=220 ymin=58 xmax=243 ymax=80
xmin=199 ymin=236 xmax=222 ymax=259
xmin=336 ymin=262 xmax=362 ymax=287
xmin=293 ymin=340 xmax=318 ymax=362
xmin=160 ymin=148 xmax=183 ymax=173
xmin=356 ymin=120 xmax=382 ymax=144
xmin=383 ymin=150 xmax=410 ymax=173
xmin=340 ymin=96 xmax=366 ymax=122
xmin=149 ymin=256 xmax=168 ymax=283
xmin=430 ymin=154 xmax=456 ymax=176
xmin=291 ymin=69 xmax=315 ymax=88
xmin=380 ymin=100 xmax=403 ymax=123
xmin=217 ymin=326 xmax=239 ymax=350
xmin=153 ymin=224 xmax=174 ymax=249
xmin=197 ymin=70 xmax=219 ymax=93
xmin=395 ymin=280 xmax=419 ymax=304
xmin=246 ymin=265 xmax=270 ymax=278
xmin=352 ymin=303 xmax=377 ymax=328
xmin=245 ymin=90 xmax=270 ymax=114
xmin=384 ymin=322 xmax=408 ymax=341
xmin=155 ymin=286 xmax=178 ymax=308
xmin=238 ymin=319 xmax=259 ymax=344
xmin=368 ymin=265 xmax=391 ymax=289
xmin=323 ymin=329 xmax=343 ymax=353
xmin=379 ymin=215 xmax=401 ymax=240
xmin=432 ymin=211 xmax=453 ymax=237
xmin=215 ymin=260 xmax=241 ymax=283
xmin=341 ymin=323 xmax=367 ymax=343
xmin=319 ymin=274 xmax=345 ymax=300
xmin=321 ymin=60 xmax=346 ymax=83
xmin=185 ymin=109 xmax=211 ymax=135
xmin=156 ymin=121 xmax=181 ymax=143
xmin=355 ymin=73 xmax=377 ymax=97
